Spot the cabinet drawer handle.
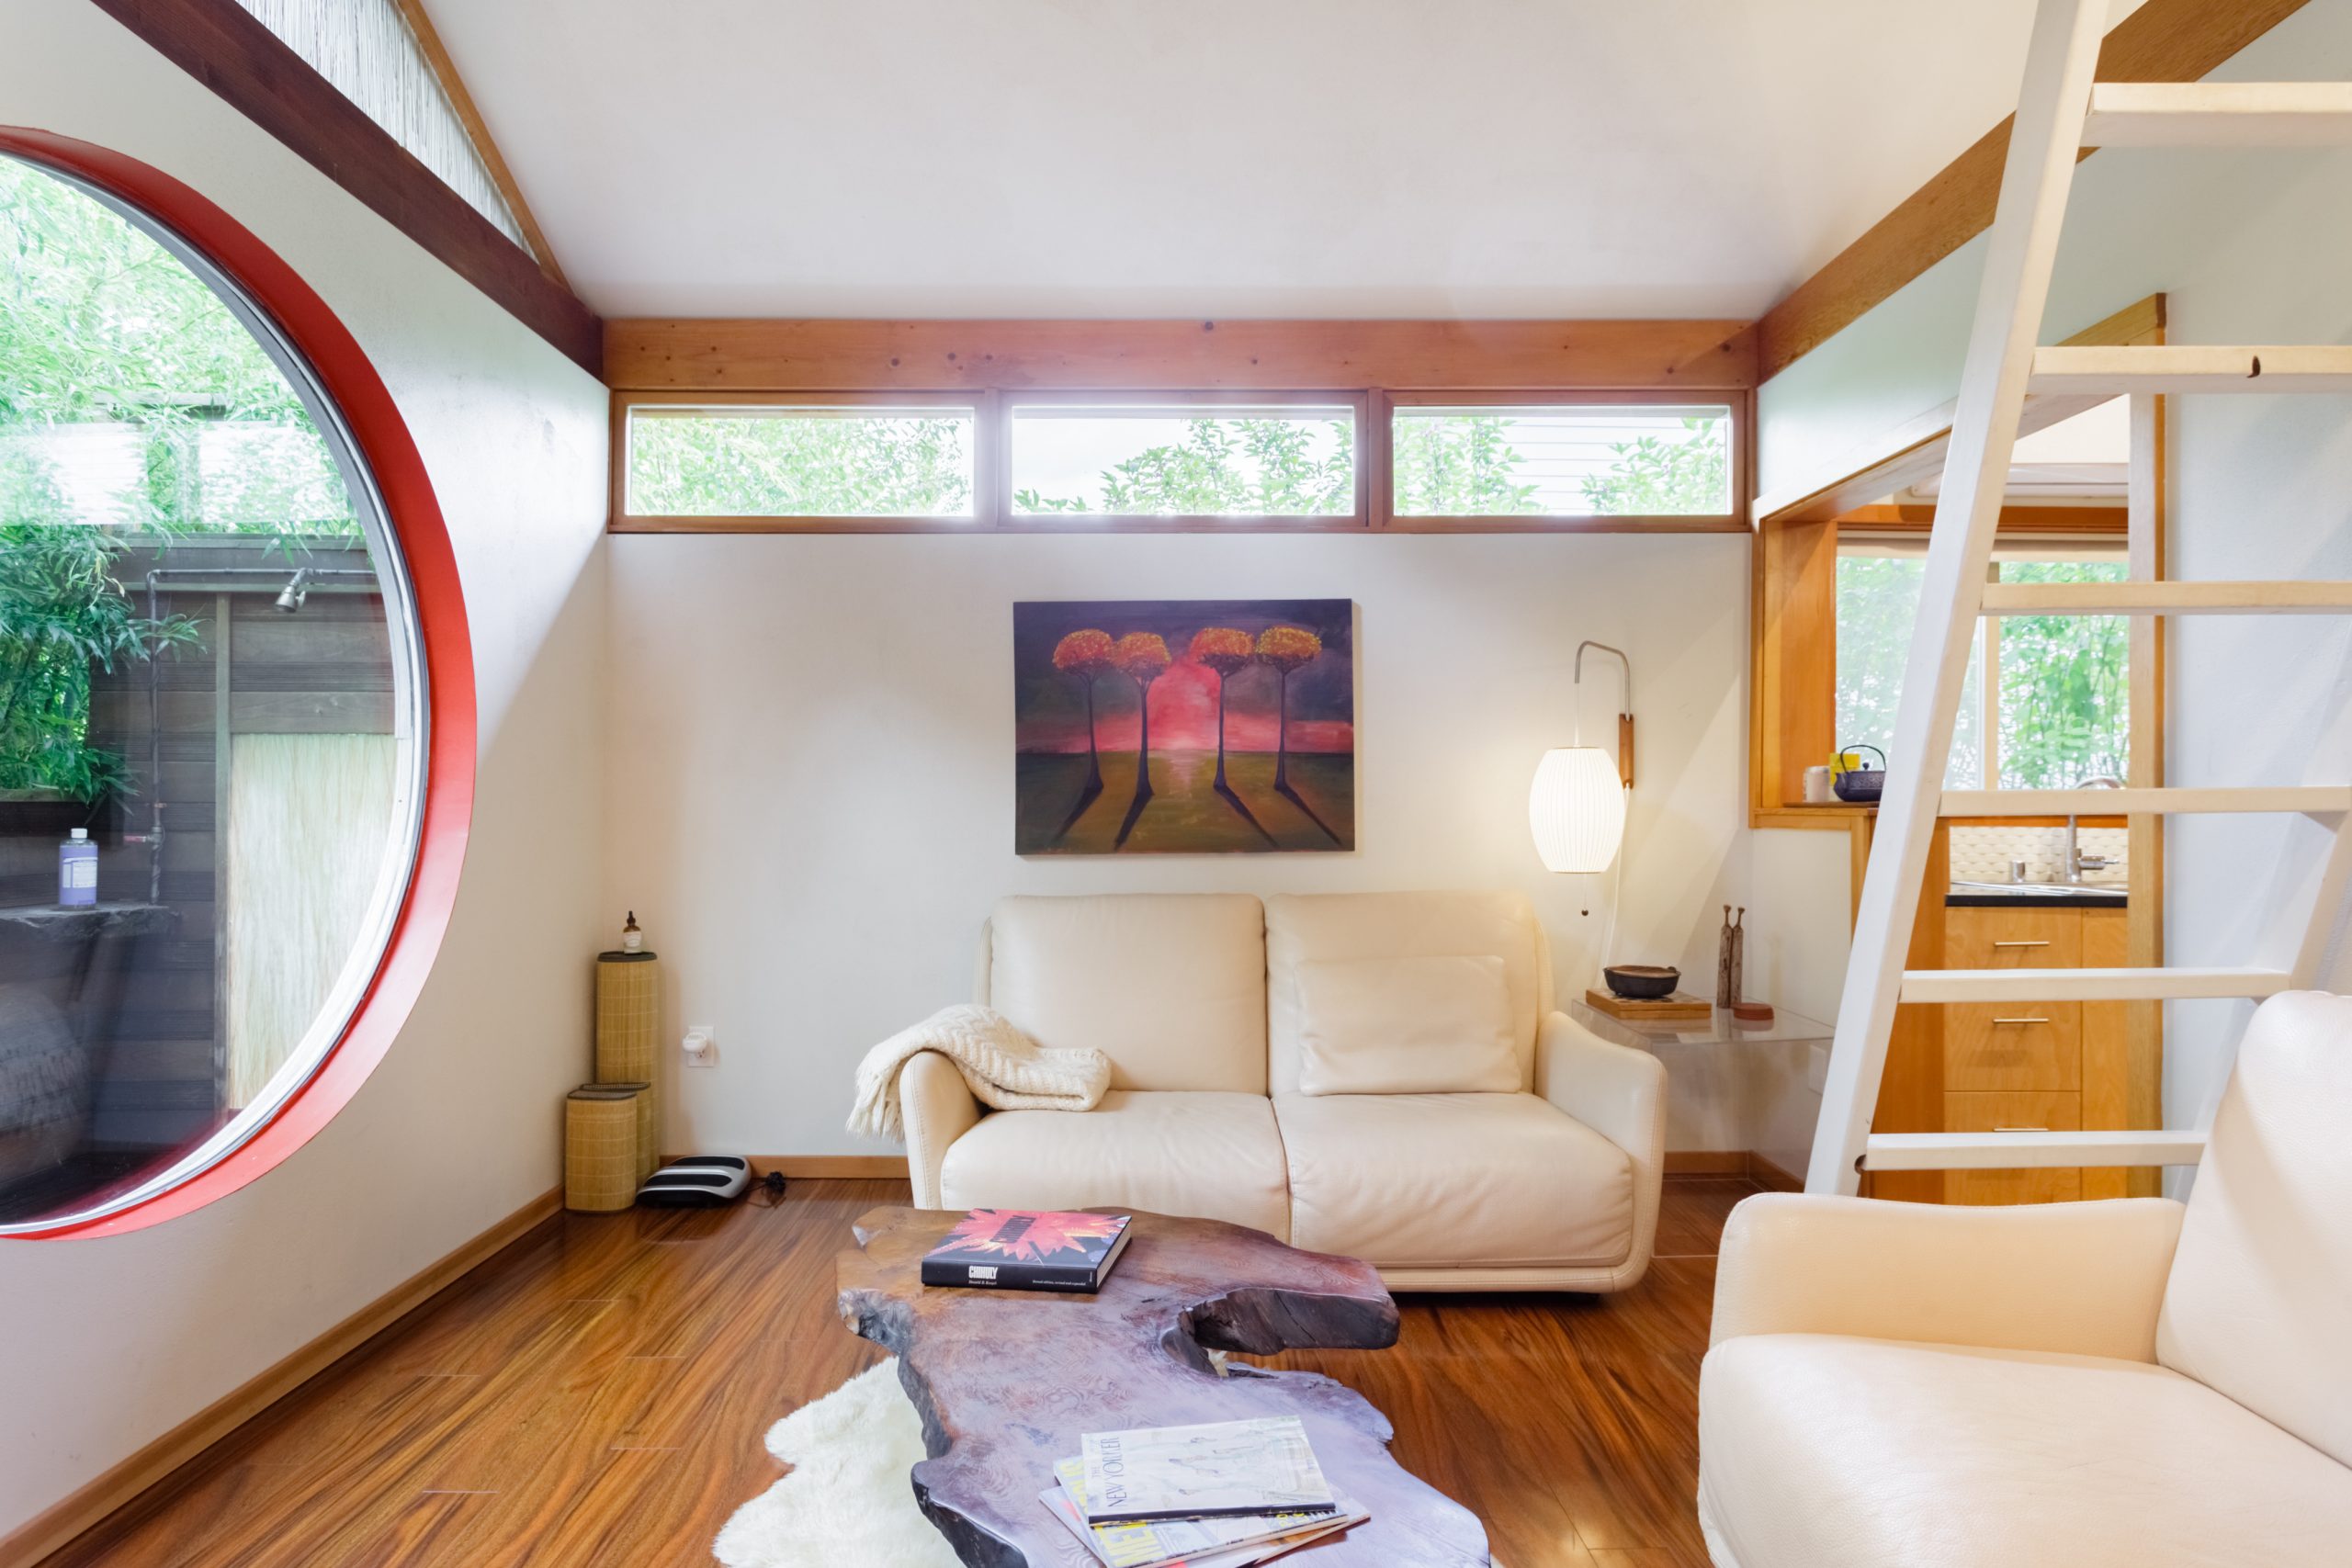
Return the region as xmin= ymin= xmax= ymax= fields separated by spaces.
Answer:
xmin=1992 ymin=940 xmax=2052 ymax=949
xmin=1991 ymin=1016 xmax=2052 ymax=1026
xmin=1993 ymin=1125 xmax=2051 ymax=1133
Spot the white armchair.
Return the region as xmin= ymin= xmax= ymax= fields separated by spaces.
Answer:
xmin=1696 ymin=989 xmax=2352 ymax=1568
xmin=1535 ymin=1010 xmax=1667 ymax=1292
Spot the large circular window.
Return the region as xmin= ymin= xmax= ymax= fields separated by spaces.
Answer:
xmin=0 ymin=141 xmax=447 ymax=1235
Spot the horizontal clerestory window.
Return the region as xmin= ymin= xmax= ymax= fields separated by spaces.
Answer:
xmin=610 ymin=389 xmax=1747 ymax=533
xmin=1007 ymin=400 xmax=1361 ymax=523
xmin=620 ymin=400 xmax=980 ymax=521
xmin=1389 ymin=397 xmax=1736 ymax=522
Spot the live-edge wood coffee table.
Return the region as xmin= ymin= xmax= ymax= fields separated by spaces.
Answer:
xmin=838 ymin=1205 xmax=1492 ymax=1568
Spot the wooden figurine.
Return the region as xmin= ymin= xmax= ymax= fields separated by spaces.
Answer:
xmin=1716 ymin=906 xmax=1747 ymax=1006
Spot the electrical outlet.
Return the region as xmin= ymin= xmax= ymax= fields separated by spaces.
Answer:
xmin=684 ymin=1025 xmax=718 ymax=1067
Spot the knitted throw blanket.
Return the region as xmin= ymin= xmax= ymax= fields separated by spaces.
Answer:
xmin=847 ymin=1004 xmax=1110 ymax=1140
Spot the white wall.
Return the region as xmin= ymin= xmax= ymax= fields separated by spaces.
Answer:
xmin=0 ymin=5 xmax=608 ymax=1539
xmin=605 ymin=531 xmax=1769 ymax=1158
xmin=1757 ymin=1 xmax=2352 ymax=1169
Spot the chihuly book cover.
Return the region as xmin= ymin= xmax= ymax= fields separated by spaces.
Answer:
xmin=920 ymin=1209 xmax=1134 ymax=1292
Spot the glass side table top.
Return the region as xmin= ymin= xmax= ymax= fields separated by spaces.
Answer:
xmin=1565 ymin=997 xmax=1835 ymax=1049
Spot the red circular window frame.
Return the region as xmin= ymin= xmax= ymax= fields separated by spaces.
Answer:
xmin=0 ymin=127 xmax=476 ymax=1240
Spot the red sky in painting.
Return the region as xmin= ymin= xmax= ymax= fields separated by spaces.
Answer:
xmin=1022 ymin=657 xmax=1352 ymax=753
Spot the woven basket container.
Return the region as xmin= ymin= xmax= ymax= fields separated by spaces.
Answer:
xmin=565 ymin=1085 xmax=642 ymax=1213
xmin=595 ymin=952 xmax=660 ymax=1084
xmin=633 ymin=1080 xmax=659 ymax=1181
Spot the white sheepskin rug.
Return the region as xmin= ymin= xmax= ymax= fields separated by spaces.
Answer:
xmin=716 ymin=1358 xmax=1508 ymax=1568
xmin=713 ymin=1358 xmax=963 ymax=1568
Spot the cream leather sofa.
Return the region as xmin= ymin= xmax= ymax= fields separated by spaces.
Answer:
xmin=1697 ymin=988 xmax=2352 ymax=1568
xmin=898 ymin=891 xmax=1667 ymax=1292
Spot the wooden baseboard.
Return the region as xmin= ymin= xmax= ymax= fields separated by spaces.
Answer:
xmin=8 ymin=1185 xmax=561 ymax=1567
xmin=1665 ymin=1149 xmax=1805 ymax=1191
xmin=749 ymin=1155 xmax=905 ymax=1179
xmin=1664 ymin=1151 xmax=1750 ymax=1177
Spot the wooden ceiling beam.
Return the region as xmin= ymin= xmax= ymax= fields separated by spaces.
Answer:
xmin=85 ymin=0 xmax=600 ymax=377
xmin=1754 ymin=0 xmax=2312 ymax=382
xmin=602 ymin=317 xmax=1760 ymax=392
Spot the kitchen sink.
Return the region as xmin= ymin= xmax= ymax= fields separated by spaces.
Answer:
xmin=1950 ymin=879 xmax=2125 ymax=899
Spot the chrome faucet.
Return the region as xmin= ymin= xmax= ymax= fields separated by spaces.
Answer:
xmin=2066 ymin=775 xmax=2125 ymax=884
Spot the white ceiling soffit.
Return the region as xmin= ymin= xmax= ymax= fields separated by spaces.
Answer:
xmin=421 ymin=0 xmax=2120 ymax=320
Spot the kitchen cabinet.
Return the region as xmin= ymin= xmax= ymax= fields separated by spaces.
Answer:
xmin=1939 ymin=904 xmax=2127 ymax=1205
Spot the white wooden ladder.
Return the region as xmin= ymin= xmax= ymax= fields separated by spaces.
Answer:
xmin=1807 ymin=0 xmax=2352 ymax=1195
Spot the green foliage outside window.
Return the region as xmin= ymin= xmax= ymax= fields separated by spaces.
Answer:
xmin=1836 ymin=553 xmax=2127 ymax=792
xmin=1837 ymin=555 xmax=1983 ymax=788
xmin=1395 ymin=412 xmax=1729 ymax=516
xmin=1016 ymin=417 xmax=1354 ymax=516
xmin=628 ymin=413 xmax=972 ymax=517
xmin=1393 ymin=416 xmax=1542 ymax=514
xmin=1576 ymin=417 xmax=1730 ymax=514
xmin=1994 ymin=560 xmax=2130 ymax=787
xmin=1 ymin=158 xmax=356 ymax=538
xmin=631 ymin=406 xmax=1727 ymax=520
xmin=0 ymin=154 xmax=336 ymax=799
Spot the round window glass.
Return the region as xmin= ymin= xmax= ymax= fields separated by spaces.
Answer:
xmin=0 ymin=152 xmax=424 ymax=1232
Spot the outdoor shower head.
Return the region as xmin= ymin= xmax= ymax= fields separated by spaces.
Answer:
xmin=274 ymin=570 xmax=310 ymax=614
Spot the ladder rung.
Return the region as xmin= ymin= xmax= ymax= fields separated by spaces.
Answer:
xmin=1862 ymin=1130 xmax=2207 ymax=1171
xmin=2081 ymin=82 xmax=2352 ymax=148
xmin=1941 ymin=786 xmax=2352 ymax=817
xmin=1981 ymin=581 xmax=2352 ymax=615
xmin=2030 ymin=344 xmax=2352 ymax=393
xmin=1900 ymin=966 xmax=2291 ymax=1003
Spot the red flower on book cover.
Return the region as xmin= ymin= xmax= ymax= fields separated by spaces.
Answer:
xmin=943 ymin=1209 xmax=1125 ymax=1263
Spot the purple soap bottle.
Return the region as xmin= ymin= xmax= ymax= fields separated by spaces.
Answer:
xmin=59 ymin=827 xmax=96 ymax=908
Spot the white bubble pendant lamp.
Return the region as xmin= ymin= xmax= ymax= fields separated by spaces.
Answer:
xmin=1529 ymin=747 xmax=1627 ymax=874
xmin=1531 ymin=640 xmax=1632 ymax=874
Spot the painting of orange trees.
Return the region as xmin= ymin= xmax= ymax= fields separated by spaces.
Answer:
xmin=1016 ymin=600 xmax=1354 ymax=853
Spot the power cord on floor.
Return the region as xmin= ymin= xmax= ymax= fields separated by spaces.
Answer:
xmin=752 ymin=1168 xmax=788 ymax=1207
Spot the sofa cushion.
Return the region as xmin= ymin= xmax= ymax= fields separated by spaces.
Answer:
xmin=985 ymin=894 xmax=1266 ymax=1094
xmin=1700 ymin=1333 xmax=2352 ymax=1568
xmin=938 ymin=1091 xmax=1289 ymax=1242
xmin=1295 ymin=954 xmax=1518 ymax=1096
xmin=2158 ymin=990 xmax=2352 ymax=1468
xmin=1266 ymin=891 xmax=1548 ymax=1097
xmin=1272 ymin=1092 xmax=1629 ymax=1269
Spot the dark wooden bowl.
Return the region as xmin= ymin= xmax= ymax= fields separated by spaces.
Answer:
xmin=1603 ymin=964 xmax=1680 ymax=1000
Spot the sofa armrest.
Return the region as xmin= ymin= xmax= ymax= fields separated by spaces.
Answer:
xmin=900 ymin=1050 xmax=982 ymax=1209
xmin=1712 ymin=1191 xmax=2185 ymax=1360
xmin=1536 ymin=1010 xmax=1668 ymax=1290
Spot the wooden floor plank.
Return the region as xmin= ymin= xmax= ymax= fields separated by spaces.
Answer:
xmin=40 ymin=1175 xmax=1747 ymax=1568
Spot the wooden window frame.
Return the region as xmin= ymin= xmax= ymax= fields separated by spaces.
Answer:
xmin=998 ymin=390 xmax=1370 ymax=533
xmin=611 ymin=384 xmax=1752 ymax=536
xmin=610 ymin=389 xmax=993 ymax=533
xmin=1385 ymin=388 xmax=1747 ymax=534
xmin=1749 ymin=295 xmax=2164 ymax=835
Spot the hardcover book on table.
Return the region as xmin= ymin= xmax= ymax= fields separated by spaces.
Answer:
xmin=1080 ymin=1416 xmax=1336 ymax=1524
xmin=920 ymin=1209 xmax=1134 ymax=1292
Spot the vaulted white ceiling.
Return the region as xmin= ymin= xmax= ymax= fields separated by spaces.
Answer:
xmin=432 ymin=0 xmax=2145 ymax=320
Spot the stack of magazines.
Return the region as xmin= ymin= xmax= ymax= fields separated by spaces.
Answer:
xmin=1038 ymin=1415 xmax=1367 ymax=1566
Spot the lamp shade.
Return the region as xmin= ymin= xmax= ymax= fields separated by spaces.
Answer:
xmin=1529 ymin=747 xmax=1626 ymax=874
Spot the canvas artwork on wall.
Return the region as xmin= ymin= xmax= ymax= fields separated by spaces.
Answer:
xmin=1014 ymin=599 xmax=1355 ymax=854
